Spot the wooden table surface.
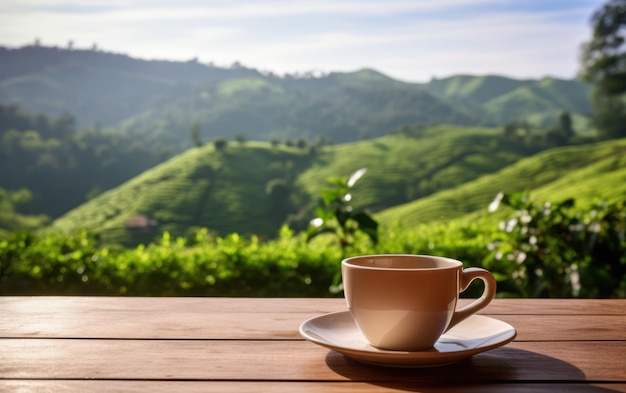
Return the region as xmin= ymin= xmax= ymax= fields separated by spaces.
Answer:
xmin=1 ymin=297 xmax=625 ymax=392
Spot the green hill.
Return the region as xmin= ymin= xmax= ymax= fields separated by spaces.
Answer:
xmin=0 ymin=45 xmax=474 ymax=150
xmin=295 ymin=125 xmax=528 ymax=211
xmin=47 ymin=142 xmax=316 ymax=245
xmin=420 ymin=75 xmax=592 ymax=130
xmin=48 ymin=125 xmax=539 ymax=246
xmin=47 ymin=128 xmax=625 ymax=247
xmin=1 ymin=46 xmax=593 ymax=152
xmin=421 ymin=74 xmax=529 ymax=105
xmin=376 ymin=138 xmax=626 ymax=227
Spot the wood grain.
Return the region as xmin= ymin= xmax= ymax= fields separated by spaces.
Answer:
xmin=1 ymin=339 xmax=625 ymax=382
xmin=1 ymin=298 xmax=624 ymax=340
xmin=1 ymin=297 xmax=625 ymax=316
xmin=1 ymin=381 xmax=625 ymax=393
xmin=2 ymin=297 xmax=625 ymax=393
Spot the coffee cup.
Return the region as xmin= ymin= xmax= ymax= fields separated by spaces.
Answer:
xmin=341 ymin=254 xmax=496 ymax=351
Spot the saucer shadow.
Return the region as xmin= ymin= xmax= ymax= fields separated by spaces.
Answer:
xmin=325 ymin=346 xmax=620 ymax=392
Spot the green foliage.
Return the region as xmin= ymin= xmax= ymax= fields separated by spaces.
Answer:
xmin=0 ymin=188 xmax=50 ymax=236
xmin=2 ymin=194 xmax=624 ymax=298
xmin=0 ymin=221 xmax=494 ymax=297
xmin=0 ymin=104 xmax=168 ymax=218
xmin=213 ymin=138 xmax=228 ymax=151
xmin=306 ymin=168 xmax=378 ymax=253
xmin=191 ymin=121 xmax=203 ymax=147
xmin=48 ymin=143 xmax=316 ymax=246
xmin=580 ymin=0 xmax=626 ymax=96
xmin=589 ymin=94 xmax=626 ymax=140
xmin=485 ymin=192 xmax=626 ymax=298
xmin=0 ymin=226 xmax=342 ymax=296
xmin=580 ymin=0 xmax=626 ymax=140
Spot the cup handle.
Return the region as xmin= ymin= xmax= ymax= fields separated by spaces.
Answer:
xmin=446 ymin=267 xmax=497 ymax=331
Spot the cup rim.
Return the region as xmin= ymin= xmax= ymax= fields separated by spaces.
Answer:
xmin=342 ymin=254 xmax=462 ymax=271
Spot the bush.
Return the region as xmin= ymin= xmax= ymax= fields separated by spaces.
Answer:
xmin=1 ymin=195 xmax=624 ymax=298
xmin=485 ymin=192 xmax=626 ymax=297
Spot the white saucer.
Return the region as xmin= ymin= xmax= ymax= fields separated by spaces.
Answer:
xmin=299 ymin=311 xmax=516 ymax=368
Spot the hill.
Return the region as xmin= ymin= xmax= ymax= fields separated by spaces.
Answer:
xmin=48 ymin=125 xmax=548 ymax=246
xmin=420 ymin=75 xmax=593 ymax=130
xmin=0 ymin=46 xmax=473 ymax=150
xmin=47 ymin=141 xmax=316 ymax=245
xmin=375 ymin=138 xmax=626 ymax=227
xmin=0 ymin=46 xmax=592 ymax=151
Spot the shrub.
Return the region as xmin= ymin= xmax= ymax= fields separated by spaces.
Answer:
xmin=485 ymin=192 xmax=626 ymax=297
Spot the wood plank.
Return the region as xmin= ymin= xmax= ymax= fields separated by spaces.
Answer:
xmin=1 ymin=339 xmax=625 ymax=383
xmin=1 ymin=381 xmax=625 ymax=393
xmin=1 ymin=297 xmax=625 ymax=317
xmin=0 ymin=297 xmax=346 ymax=315
xmin=1 ymin=310 xmax=624 ymax=341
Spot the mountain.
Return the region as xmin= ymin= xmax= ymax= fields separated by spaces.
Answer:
xmin=0 ymin=45 xmax=592 ymax=152
xmin=420 ymin=75 xmax=593 ymax=129
xmin=0 ymin=46 xmax=474 ymax=150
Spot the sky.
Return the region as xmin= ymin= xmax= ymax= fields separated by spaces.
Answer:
xmin=0 ymin=0 xmax=608 ymax=83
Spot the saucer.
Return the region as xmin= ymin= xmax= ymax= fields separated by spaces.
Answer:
xmin=299 ymin=311 xmax=516 ymax=367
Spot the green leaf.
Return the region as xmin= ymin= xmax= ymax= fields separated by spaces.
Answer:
xmin=320 ymin=189 xmax=342 ymax=206
xmin=352 ymin=212 xmax=379 ymax=244
xmin=306 ymin=226 xmax=337 ymax=242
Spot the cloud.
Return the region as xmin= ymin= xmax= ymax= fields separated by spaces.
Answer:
xmin=0 ymin=0 xmax=606 ymax=81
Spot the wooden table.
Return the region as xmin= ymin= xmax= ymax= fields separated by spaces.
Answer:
xmin=1 ymin=297 xmax=625 ymax=392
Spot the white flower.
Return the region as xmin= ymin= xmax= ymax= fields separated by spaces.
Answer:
xmin=347 ymin=168 xmax=367 ymax=188
xmin=505 ymin=218 xmax=518 ymax=233
xmin=488 ymin=192 xmax=504 ymax=213
xmin=520 ymin=212 xmax=532 ymax=224
xmin=310 ymin=218 xmax=323 ymax=227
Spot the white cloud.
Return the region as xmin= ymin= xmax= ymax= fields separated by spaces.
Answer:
xmin=0 ymin=0 xmax=606 ymax=82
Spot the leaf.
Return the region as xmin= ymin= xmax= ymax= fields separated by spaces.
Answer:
xmin=557 ymin=198 xmax=575 ymax=210
xmin=336 ymin=210 xmax=350 ymax=227
xmin=352 ymin=212 xmax=379 ymax=244
xmin=320 ymin=189 xmax=341 ymax=206
xmin=306 ymin=226 xmax=337 ymax=242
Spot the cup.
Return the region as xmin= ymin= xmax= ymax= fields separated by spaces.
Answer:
xmin=342 ymin=254 xmax=496 ymax=351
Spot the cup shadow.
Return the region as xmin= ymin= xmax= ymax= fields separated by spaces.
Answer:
xmin=325 ymin=346 xmax=620 ymax=392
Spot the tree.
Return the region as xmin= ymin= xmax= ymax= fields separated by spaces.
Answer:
xmin=559 ymin=112 xmax=574 ymax=138
xmin=580 ymin=0 xmax=626 ymax=139
xmin=546 ymin=112 xmax=575 ymax=146
xmin=234 ymin=133 xmax=247 ymax=146
xmin=503 ymin=121 xmax=518 ymax=139
xmin=296 ymin=138 xmax=307 ymax=150
xmin=213 ymin=138 xmax=227 ymax=151
xmin=591 ymin=94 xmax=626 ymax=139
xmin=580 ymin=0 xmax=626 ymax=95
xmin=191 ymin=121 xmax=203 ymax=147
